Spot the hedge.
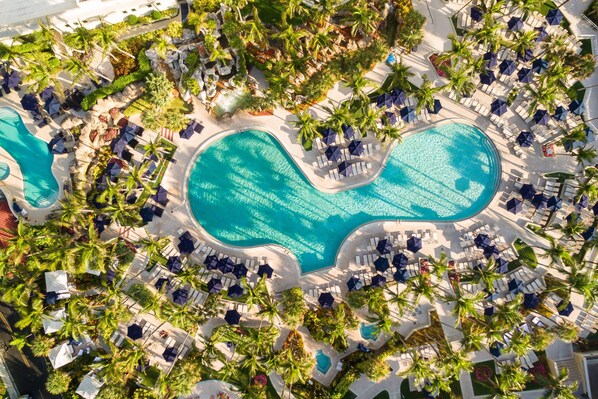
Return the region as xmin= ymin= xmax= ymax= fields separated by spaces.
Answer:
xmin=81 ymin=50 xmax=151 ymax=111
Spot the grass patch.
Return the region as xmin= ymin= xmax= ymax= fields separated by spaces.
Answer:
xmin=249 ymin=0 xmax=305 ymax=25
xmin=565 ymin=81 xmax=585 ymax=102
xmin=544 ymin=172 xmax=575 ymax=182
xmin=513 ymin=238 xmax=538 ymax=269
xmin=125 ymin=95 xmax=193 ymax=117
xmin=470 ymin=360 xmax=495 ymax=396
xmin=581 ymin=39 xmax=593 ymax=56
xmin=372 ymin=391 xmax=389 ymax=399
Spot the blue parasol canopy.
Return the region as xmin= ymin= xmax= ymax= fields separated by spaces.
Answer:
xmin=508 ymin=17 xmax=523 ymax=31
xmin=177 ymin=237 xmax=195 ymax=254
xmin=227 ymin=284 xmax=244 ymax=298
xmin=342 ymin=124 xmax=356 ymax=140
xmin=483 ymin=245 xmax=500 ymax=260
xmin=376 ymin=239 xmax=393 ymax=255
xmin=44 ymin=96 xmax=61 ymax=116
xmin=552 ymin=105 xmax=568 ymax=121
xmin=480 ymin=71 xmax=496 ymax=85
xmin=517 ymin=131 xmax=534 ymax=147
xmin=532 ymin=193 xmax=548 ymax=209
xmin=400 ymin=106 xmax=416 ymax=122
xmin=393 ymin=269 xmax=408 ymax=283
xmin=172 ymin=288 xmax=188 ymax=305
xmin=557 ymin=300 xmax=573 ymax=316
xmin=393 ymin=252 xmax=409 ymax=268
xmin=385 ymin=111 xmax=398 ymax=126
xmin=151 ymin=185 xmax=169 ymax=206
xmin=232 ymin=263 xmax=248 ymax=279
xmin=390 ymin=88 xmax=407 ymax=106
xmin=374 ymin=256 xmax=390 ymax=273
xmin=321 ymin=127 xmax=337 ymax=145
xmin=207 ymin=278 xmax=222 ymax=293
xmin=7 ymin=71 xmax=20 ymax=88
xmin=546 ymin=9 xmax=564 ymax=25
xmin=166 ymin=256 xmax=183 ymax=273
xmin=569 ymin=100 xmax=585 ymax=115
xmin=491 ymin=99 xmax=508 ymax=116
xmin=376 ymin=93 xmax=393 ymax=108
xmin=428 ymin=99 xmax=442 ymax=114
xmin=518 ymin=68 xmax=533 ymax=83
xmin=407 ymin=236 xmax=422 ymax=253
xmin=347 ymin=276 xmax=364 ymax=291
xmin=518 ymin=184 xmax=536 ymax=201
xmin=508 ymin=278 xmax=523 ymax=294
xmin=105 ymin=161 xmax=122 ymax=178
xmin=547 ymin=196 xmax=562 ymax=211
xmin=475 ymin=233 xmax=491 ymax=248
xmin=217 ymin=257 xmax=236 ymax=274
xmin=535 ymin=26 xmax=548 ymax=41
xmin=155 ymin=277 xmax=169 ymax=291
xmin=338 ymin=161 xmax=353 ymax=177
xmin=20 ymin=94 xmax=39 ymax=112
xmin=111 ymin=138 xmax=127 ymax=156
xmin=371 ymin=274 xmax=387 ymax=287
xmin=318 ymin=292 xmax=335 ymax=308
xmin=496 ymin=257 xmax=509 ymax=274
xmin=40 ymin=86 xmax=54 ymax=101
xmin=484 ymin=306 xmax=494 ymax=316
xmin=205 ymin=255 xmax=219 ymax=270
xmin=348 ymin=140 xmax=364 ymax=156
xmin=506 ymin=197 xmax=523 ymax=214
xmin=257 ymin=263 xmax=273 ymax=278
xmin=577 ymin=194 xmax=589 ymax=209
xmin=517 ymin=49 xmax=534 ymax=62
xmin=483 ymin=51 xmax=498 ymax=69
xmin=582 ymin=226 xmax=595 ymax=241
xmin=140 ymin=206 xmax=155 ymax=223
xmin=523 ymin=293 xmax=539 ymax=309
xmin=532 ymin=58 xmax=548 ymax=74
xmin=127 ymin=324 xmax=143 ymax=340
xmin=470 ymin=6 xmax=484 ymax=22
xmin=225 ymin=309 xmax=241 ymax=325
xmin=490 ymin=341 xmax=503 ymax=357
xmin=534 ymin=109 xmax=550 ymax=125
xmin=499 ymin=59 xmax=516 ymax=75
xmin=162 ymin=347 xmax=177 ymax=362
xmin=325 ymin=145 xmax=342 ymax=162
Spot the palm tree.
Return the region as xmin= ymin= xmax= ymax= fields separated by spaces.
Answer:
xmin=443 ymin=291 xmax=485 ymax=324
xmin=14 ymin=298 xmax=45 ymax=333
xmin=440 ymin=343 xmax=474 ymax=378
xmin=136 ymin=232 xmax=169 ymax=261
xmin=555 ymin=261 xmax=597 ymax=309
xmin=493 ymin=294 xmax=523 ymax=331
xmin=356 ymin=104 xmax=382 ymax=136
xmin=442 ymin=66 xmax=476 ymax=100
xmin=92 ymin=24 xmax=119 ymax=60
xmin=186 ymin=11 xmax=210 ymax=36
xmin=469 ymin=258 xmax=502 ymax=293
xmin=153 ymin=35 xmax=176 ymax=60
xmin=65 ymin=25 xmax=93 ymax=53
xmin=308 ymin=27 xmax=333 ymax=60
xmin=22 ymin=52 xmax=64 ymax=96
xmin=506 ymin=330 xmax=533 ymax=356
xmin=399 ymin=352 xmax=434 ymax=386
xmin=539 ymin=237 xmax=572 ymax=266
xmin=344 ymin=3 xmax=378 ymax=40
xmin=408 ymin=274 xmax=437 ymax=304
xmin=386 ymin=61 xmax=414 ymax=90
xmin=275 ymin=24 xmax=306 ymax=56
xmin=385 ymin=286 xmax=414 ymax=317
xmin=468 ymin=15 xmax=505 ymax=52
xmin=571 ymin=146 xmax=597 ymax=166
xmin=539 ymin=367 xmax=577 ymax=399
xmin=490 ymin=362 xmax=530 ymax=396
xmin=461 ymin=321 xmax=485 ymax=352
xmin=437 ymin=34 xmax=473 ymax=66
xmin=241 ymin=8 xmax=268 ymax=47
xmin=415 ymin=76 xmax=440 ymax=113
xmin=514 ymin=0 xmax=545 ymax=16
xmin=375 ymin=125 xmax=403 ymax=143
xmin=281 ymin=0 xmax=309 ymax=21
xmin=291 ymin=109 xmax=321 ymax=147
xmin=345 ymin=72 xmax=376 ymax=101
xmin=510 ymin=30 xmax=539 ymax=58
xmin=63 ymin=55 xmax=95 ymax=85
xmin=428 ymin=252 xmax=449 ymax=278
xmin=322 ymin=102 xmax=354 ymax=133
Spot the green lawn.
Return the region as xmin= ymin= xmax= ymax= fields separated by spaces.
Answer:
xmin=373 ymin=391 xmax=390 ymax=399
xmin=511 ymin=238 xmax=538 ymax=270
xmin=544 ymin=172 xmax=576 ymax=182
xmin=471 ymin=360 xmax=495 ymax=396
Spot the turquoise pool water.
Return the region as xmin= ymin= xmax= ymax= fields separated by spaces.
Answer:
xmin=0 ymin=107 xmax=58 ymax=207
xmin=188 ymin=123 xmax=500 ymax=273
xmin=0 ymin=162 xmax=9 ymax=180
xmin=315 ymin=349 xmax=331 ymax=374
xmin=360 ymin=322 xmax=380 ymax=341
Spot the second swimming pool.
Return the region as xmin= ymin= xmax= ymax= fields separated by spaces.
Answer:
xmin=187 ymin=123 xmax=500 ymax=273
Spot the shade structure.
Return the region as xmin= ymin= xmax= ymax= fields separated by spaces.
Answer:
xmin=179 ymin=120 xmax=203 ymax=139
xmin=371 ymin=274 xmax=387 ymax=287
xmin=490 ymin=99 xmax=508 ymax=116
xmin=546 ymin=9 xmax=564 ymax=25
xmin=111 ymin=138 xmax=127 ymax=156
xmin=498 ymin=59 xmax=516 ymax=75
xmin=470 ymin=6 xmax=483 ymax=22
xmin=342 ymin=124 xmax=356 ymax=140
xmin=484 ymin=306 xmax=495 ymax=316
xmin=593 ymin=202 xmax=598 ymax=216
xmin=348 ymin=140 xmax=364 ymax=156
xmin=582 ymin=226 xmax=595 ymax=241
xmin=217 ymin=257 xmax=236 ymax=274
xmin=508 ymin=278 xmax=523 ymax=293
xmin=506 ymin=197 xmax=523 ymax=214
xmin=155 ymin=277 xmax=169 ymax=291
xmin=385 ymin=111 xmax=398 ymax=126
xmin=428 ymin=99 xmax=442 ymax=114
xmin=205 ymin=255 xmax=219 ymax=270
xmin=49 ymin=137 xmax=66 ymax=154
xmin=325 ymin=145 xmax=342 ymax=162
xmin=407 ymin=236 xmax=422 ymax=253
xmin=7 ymin=71 xmax=20 ymax=88
xmin=535 ymin=26 xmax=548 ymax=41
xmin=508 ymin=17 xmax=523 ymax=31
xmin=552 ymin=105 xmax=568 ymax=121
xmin=523 ymin=293 xmax=539 ymax=309
xmin=483 ymin=245 xmax=500 ymax=259
xmin=393 ymin=269 xmax=408 ymax=283
xmin=517 ymin=131 xmax=534 ymax=147
xmin=227 ymin=284 xmax=244 ymax=298
xmin=127 ymin=324 xmax=143 ymax=340
xmin=166 ymin=256 xmax=183 ymax=273
xmin=376 ymin=93 xmax=393 ymax=108
xmin=517 ymin=48 xmax=534 ymax=62
xmin=105 ymin=269 xmax=116 ymax=284
xmin=177 ymin=237 xmax=195 ymax=254
xmin=532 ymin=58 xmax=548 ymax=74
xmin=225 ymin=309 xmax=241 ymax=325
xmin=474 ymin=233 xmax=491 ymax=248
xmin=519 ymin=184 xmax=536 ymax=200
xmin=480 ymin=71 xmax=496 ymax=85
xmin=321 ymin=128 xmax=337 ymax=145
xmin=376 ymin=239 xmax=393 ymax=255
xmin=257 ymin=263 xmax=273 ymax=278
xmin=518 ymin=68 xmax=533 ymax=83
xmin=533 ymin=109 xmax=550 ymax=125
xmin=162 ymin=347 xmax=177 ymax=362
xmin=490 ymin=341 xmax=503 ymax=357
xmin=569 ymin=100 xmax=585 ymax=115
xmin=547 ymin=196 xmax=563 ymax=211
xmin=20 ymin=94 xmax=39 ymax=112
xmin=392 ymin=252 xmax=409 ymax=268
xmin=318 ymin=292 xmax=335 ymax=308
xmin=577 ymin=194 xmax=589 ymax=209
xmin=45 ymin=97 xmax=61 ymax=116
xmin=232 ymin=263 xmax=248 ymax=279
xmin=105 ymin=161 xmax=122 ymax=178
xmin=120 ymin=125 xmax=136 ymax=142
xmin=207 ymin=278 xmax=223 ymax=293
xmin=532 ymin=193 xmax=548 ymax=209
xmin=400 ymin=106 xmax=416 ymax=122
xmin=338 ymin=161 xmax=353 ymax=177
xmin=172 ymin=288 xmax=188 ymax=305
xmin=483 ymin=51 xmax=498 ymax=69
xmin=390 ymin=88 xmax=407 ymax=106
xmin=374 ymin=256 xmax=390 ymax=273
xmin=496 ymin=257 xmax=509 ymax=274
xmin=557 ymin=300 xmax=573 ymax=316
xmin=151 ymin=185 xmax=168 ymax=206
xmin=347 ymin=276 xmax=364 ymax=291
xmin=40 ymin=86 xmax=54 ymax=101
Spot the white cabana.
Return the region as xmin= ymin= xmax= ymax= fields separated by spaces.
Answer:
xmin=42 ymin=308 xmax=66 ymax=335
xmin=45 ymin=270 xmax=69 ymax=294
xmin=48 ymin=342 xmax=74 ymax=369
xmin=76 ymin=372 xmax=104 ymax=399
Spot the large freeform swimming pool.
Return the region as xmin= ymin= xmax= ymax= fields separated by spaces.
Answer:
xmin=0 ymin=107 xmax=59 ymax=207
xmin=188 ymin=123 xmax=500 ymax=273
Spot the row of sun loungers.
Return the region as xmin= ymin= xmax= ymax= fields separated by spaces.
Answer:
xmin=327 ymin=161 xmax=371 ymax=180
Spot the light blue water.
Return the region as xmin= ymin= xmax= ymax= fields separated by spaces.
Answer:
xmin=360 ymin=322 xmax=380 ymax=341
xmin=315 ymin=349 xmax=331 ymax=374
xmin=0 ymin=107 xmax=58 ymax=207
xmin=188 ymin=123 xmax=500 ymax=273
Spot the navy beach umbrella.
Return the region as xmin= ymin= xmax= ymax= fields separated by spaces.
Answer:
xmin=532 ymin=193 xmax=548 ymax=209
xmin=517 ymin=48 xmax=534 ymax=62
xmin=593 ymin=202 xmax=598 ymax=216
xmin=393 ymin=269 xmax=408 ymax=283
xmin=406 ymin=236 xmax=422 ymax=253
xmin=342 ymin=124 xmax=356 ymax=140
xmin=227 ymin=284 xmax=244 ymax=298
xmin=506 ymin=197 xmax=523 ymax=214
xmin=508 ymin=278 xmax=523 ymax=293
xmin=491 ymin=99 xmax=508 ymax=116
xmin=385 ymin=111 xmax=398 ymax=126
xmin=517 ymin=131 xmax=534 ymax=147
xmin=535 ymin=26 xmax=548 ymax=41
xmin=484 ymin=306 xmax=494 ymax=316
xmin=480 ymin=71 xmax=496 ymax=85
xmin=49 ymin=138 xmax=66 ymax=154
xmin=390 ymin=88 xmax=407 ymax=106
xmin=569 ymin=100 xmax=585 ymax=115
xmin=348 ymin=140 xmax=364 ymax=156
xmin=519 ymin=184 xmax=536 ymax=200
xmin=428 ymin=99 xmax=442 ymax=114
xmin=127 ymin=324 xmax=143 ymax=340
xmin=205 ymin=255 xmax=219 ymax=270
xmin=499 ymin=59 xmax=516 ymax=75
xmin=374 ymin=256 xmax=390 ymax=273
xmin=400 ymin=106 xmax=416 ymax=122
xmin=40 ymin=86 xmax=54 ymax=101
xmin=474 ymin=233 xmax=491 ymax=248
xmin=483 ymin=245 xmax=500 ymax=260
xmin=232 ymin=263 xmax=248 ymax=279
xmin=470 ymin=6 xmax=483 ymax=22
xmin=217 ymin=257 xmax=235 ymax=274
xmin=532 ymin=58 xmax=548 ymax=74
xmin=533 ymin=109 xmax=550 ymax=125
xmin=325 ymin=145 xmax=342 ymax=162
xmin=166 ymin=256 xmax=183 ymax=273
xmin=557 ymin=300 xmax=573 ymax=316
xmin=225 ymin=309 xmax=241 ymax=325
xmin=20 ymin=94 xmax=39 ymax=112
xmin=523 ymin=293 xmax=539 ymax=309
xmin=111 ymin=138 xmax=127 ymax=156
xmin=172 ymin=288 xmax=188 ymax=305
xmin=552 ymin=106 xmax=568 ymax=121
xmin=546 ymin=9 xmax=564 ymax=25
xmin=582 ymin=226 xmax=595 ymax=241
xmin=155 ymin=277 xmax=169 ymax=291
xmin=207 ymin=278 xmax=223 ymax=294
xmin=393 ymin=252 xmax=409 ymax=268
xmin=508 ymin=17 xmax=523 ymax=31
xmin=376 ymin=93 xmax=393 ymax=108
xmin=371 ymin=274 xmax=387 ymax=287
xmin=257 ymin=264 xmax=273 ymax=278
xmin=177 ymin=237 xmax=195 ymax=254
xmin=483 ymin=51 xmax=498 ymax=69
xmin=496 ymin=257 xmax=509 ymax=274
xmin=321 ymin=128 xmax=337 ymax=145
xmin=318 ymin=292 xmax=335 ymax=308
xmin=518 ymin=68 xmax=533 ymax=83
xmin=490 ymin=341 xmax=503 ymax=357
xmin=7 ymin=71 xmax=20 ymax=88
xmin=338 ymin=161 xmax=353 ymax=177
xmin=376 ymin=239 xmax=392 ymax=255
xmin=347 ymin=276 xmax=364 ymax=291
xmin=163 ymin=347 xmax=177 ymax=362
xmin=45 ymin=97 xmax=61 ymax=115
xmin=547 ymin=196 xmax=562 ymax=211
xmin=577 ymin=194 xmax=589 ymax=209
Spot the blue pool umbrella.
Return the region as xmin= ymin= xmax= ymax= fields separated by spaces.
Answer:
xmin=532 ymin=193 xmax=548 ymax=209
xmin=517 ymin=48 xmax=534 ymax=63
xmin=376 ymin=93 xmax=393 ymax=108
xmin=225 ymin=309 xmax=241 ymax=325
xmin=517 ymin=131 xmax=534 ymax=147
xmin=483 ymin=245 xmax=500 ymax=260
xmin=532 ymin=58 xmax=548 ymax=74
xmin=228 ymin=284 xmax=244 ymax=298
xmin=484 ymin=306 xmax=495 ymax=316
xmin=140 ymin=206 xmax=155 ymax=223
xmin=371 ymin=274 xmax=387 ymax=287
xmin=386 ymin=53 xmax=396 ymax=65
xmin=547 ymin=196 xmax=563 ymax=211
xmin=479 ymin=71 xmax=496 ymax=85
xmin=342 ymin=124 xmax=356 ymax=140
xmin=374 ymin=256 xmax=390 ymax=273
xmin=523 ymin=293 xmax=539 ymax=309
xmin=218 ymin=257 xmax=236 ymax=274
xmin=407 ymin=236 xmax=422 ymax=253
xmin=49 ymin=138 xmax=66 ymax=154
xmin=179 ymin=230 xmax=194 ymax=243
xmin=557 ymin=300 xmax=574 ymax=316
xmin=400 ymin=106 xmax=416 ymax=122
xmin=390 ymin=88 xmax=407 ymax=106
xmin=45 ymin=97 xmax=61 ymax=115
xmin=577 ymin=194 xmax=589 ymax=209
xmin=166 ymin=256 xmax=183 ymax=273
xmin=385 ymin=111 xmax=398 ymax=126
xmin=257 ymin=264 xmax=273 ymax=278
xmin=569 ymin=100 xmax=585 ymax=115
xmin=151 ymin=185 xmax=169 ymax=206
xmin=552 ymin=105 xmax=568 ymax=121
xmin=534 ymin=109 xmax=550 ymax=125
xmin=338 ymin=161 xmax=353 ymax=177
xmin=508 ymin=278 xmax=524 ymax=294
xmin=508 ymin=17 xmax=523 ymax=31
xmin=40 ymin=86 xmax=54 ymax=101
xmin=506 ymin=197 xmax=523 ymax=214
xmin=7 ymin=71 xmax=20 ymax=88
xmin=474 ymin=233 xmax=491 ymax=248
xmin=105 ymin=161 xmax=122 ymax=178
xmin=155 ymin=277 xmax=169 ymax=291
xmin=127 ymin=324 xmax=143 ymax=340
xmin=519 ymin=184 xmax=536 ymax=200
xmin=593 ymin=202 xmax=598 ymax=215
xmin=428 ymin=99 xmax=442 ymax=114
xmin=347 ymin=276 xmax=364 ymax=291
xmin=582 ymin=226 xmax=595 ymax=241
xmin=105 ymin=269 xmax=116 ymax=284
xmin=179 ymin=120 xmax=203 ymax=139
xmin=490 ymin=341 xmax=503 ymax=357
xmin=546 ymin=9 xmax=564 ymax=25
xmin=111 ymin=138 xmax=127 ymax=156
xmin=483 ymin=51 xmax=498 ymax=69
xmin=177 ymin=237 xmax=195 ymax=254
xmin=321 ymin=128 xmax=337 ymax=145
xmin=491 ymin=99 xmax=508 ymax=116
xmin=232 ymin=263 xmax=248 ymax=279
xmin=499 ymin=59 xmax=516 ymax=75
xmin=121 ymin=125 xmax=136 ymax=142
xmin=392 ymin=252 xmax=409 ymax=268
xmin=496 ymin=257 xmax=509 ymax=274
xmin=325 ymin=145 xmax=342 ymax=162
xmin=348 ymin=140 xmax=364 ymax=156
xmin=172 ymin=288 xmax=188 ymax=305
xmin=518 ymin=68 xmax=533 ymax=83
xmin=470 ymin=6 xmax=484 ymax=22
xmin=204 ymin=255 xmax=219 ymax=270
xmin=376 ymin=239 xmax=393 ymax=255
xmin=20 ymin=94 xmax=39 ymax=112
xmin=393 ymin=269 xmax=408 ymax=283
xmin=584 ymin=126 xmax=595 ymax=142
xmin=45 ymin=292 xmax=58 ymax=305
xmin=318 ymin=292 xmax=335 ymax=308
xmin=162 ymin=347 xmax=177 ymax=362
xmin=535 ymin=26 xmax=548 ymax=41
xmin=207 ymin=278 xmax=222 ymax=294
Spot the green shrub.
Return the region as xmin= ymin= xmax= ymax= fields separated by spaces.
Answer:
xmin=187 ymin=78 xmax=201 ymax=96
xmin=138 ymin=16 xmax=152 ymax=24
xmin=192 ymin=0 xmax=220 ymax=12
xmin=126 ymin=15 xmax=138 ymax=25
xmin=184 ymin=51 xmax=199 ymax=71
xmin=151 ymin=10 xmax=163 ymax=20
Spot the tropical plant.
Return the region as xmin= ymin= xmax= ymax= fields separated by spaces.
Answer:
xmin=414 ymin=76 xmax=440 ymax=112
xmin=45 ymin=371 xmax=72 ymax=395
xmin=152 ymin=35 xmax=176 ymax=60
xmin=386 ymin=61 xmax=414 ymax=90
xmin=291 ymin=109 xmax=321 ymax=147
xmin=145 ymin=72 xmax=173 ymax=109
xmin=538 ymin=367 xmax=578 ymax=399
